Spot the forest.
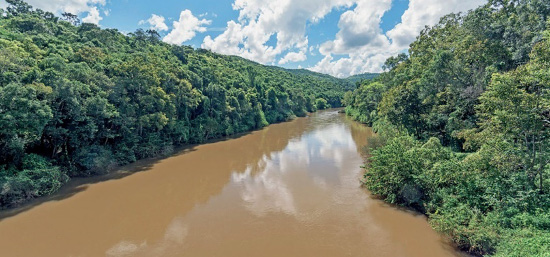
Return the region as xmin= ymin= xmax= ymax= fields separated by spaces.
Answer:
xmin=3 ymin=0 xmax=550 ymax=256
xmin=0 ymin=0 xmax=354 ymax=208
xmin=344 ymin=0 xmax=550 ymax=256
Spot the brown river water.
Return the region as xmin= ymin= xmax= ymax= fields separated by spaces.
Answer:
xmin=0 ymin=110 xmax=467 ymax=257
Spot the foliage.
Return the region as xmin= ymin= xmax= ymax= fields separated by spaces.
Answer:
xmin=0 ymin=1 xmax=351 ymax=208
xmin=344 ymin=72 xmax=380 ymax=85
xmin=0 ymin=154 xmax=68 ymax=207
xmin=315 ymin=98 xmax=330 ymax=110
xmin=347 ymin=1 xmax=550 ymax=256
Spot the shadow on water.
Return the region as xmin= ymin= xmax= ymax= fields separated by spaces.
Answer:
xmin=0 ymin=129 xmax=263 ymax=221
xmin=0 ymin=111 xmax=313 ymax=221
xmin=0 ymin=109 xmax=473 ymax=257
xmin=349 ymin=120 xmax=473 ymax=257
xmin=0 ymin=150 xmax=184 ymax=221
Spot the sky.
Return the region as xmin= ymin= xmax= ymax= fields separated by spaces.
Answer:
xmin=0 ymin=0 xmax=487 ymax=78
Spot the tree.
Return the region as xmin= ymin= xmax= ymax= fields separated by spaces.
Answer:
xmin=0 ymin=2 xmax=352 ymax=207
xmin=0 ymin=83 xmax=52 ymax=165
xmin=5 ymin=0 xmax=33 ymax=16
xmin=315 ymin=98 xmax=329 ymax=110
xmin=61 ymin=12 xmax=79 ymax=26
xmin=473 ymin=34 xmax=550 ymax=192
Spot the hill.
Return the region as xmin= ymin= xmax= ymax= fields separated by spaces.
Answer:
xmin=0 ymin=1 xmax=353 ymax=208
xmin=344 ymin=73 xmax=379 ymax=84
xmin=271 ymin=67 xmax=356 ymax=91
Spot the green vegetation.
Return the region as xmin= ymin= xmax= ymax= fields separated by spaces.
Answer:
xmin=346 ymin=0 xmax=550 ymax=256
xmin=0 ymin=0 xmax=352 ymax=208
xmin=344 ymin=72 xmax=379 ymax=85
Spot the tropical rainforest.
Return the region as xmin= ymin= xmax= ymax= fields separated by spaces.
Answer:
xmin=2 ymin=0 xmax=550 ymax=256
xmin=0 ymin=0 xmax=355 ymax=208
xmin=344 ymin=0 xmax=550 ymax=256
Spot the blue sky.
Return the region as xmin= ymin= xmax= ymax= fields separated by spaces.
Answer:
xmin=0 ymin=0 xmax=486 ymax=77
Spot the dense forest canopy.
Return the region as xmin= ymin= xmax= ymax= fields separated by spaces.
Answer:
xmin=343 ymin=73 xmax=380 ymax=85
xmin=0 ymin=0 xmax=354 ymax=208
xmin=345 ymin=0 xmax=550 ymax=256
xmin=3 ymin=0 xmax=550 ymax=256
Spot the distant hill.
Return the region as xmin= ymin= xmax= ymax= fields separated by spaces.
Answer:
xmin=283 ymin=68 xmax=340 ymax=80
xmin=0 ymin=1 xmax=358 ymax=208
xmin=344 ymin=73 xmax=380 ymax=84
xmin=268 ymin=67 xmax=378 ymax=91
xmin=271 ymin=67 xmax=356 ymax=92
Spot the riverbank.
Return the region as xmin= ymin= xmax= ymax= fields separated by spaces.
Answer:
xmin=0 ymin=2 xmax=354 ymax=211
xmin=346 ymin=109 xmax=550 ymax=257
xmin=0 ymin=109 xmax=317 ymax=212
xmin=0 ymin=110 xmax=467 ymax=257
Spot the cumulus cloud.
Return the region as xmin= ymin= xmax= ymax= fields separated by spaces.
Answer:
xmin=140 ymin=14 xmax=169 ymax=32
xmin=202 ymin=0 xmax=356 ymax=64
xmin=201 ymin=0 xmax=485 ymax=77
xmin=310 ymin=0 xmax=486 ymax=77
xmin=82 ymin=6 xmax=102 ymax=24
xmin=311 ymin=0 xmax=395 ymax=77
xmin=11 ymin=0 xmax=488 ymax=77
xmin=163 ymin=10 xmax=212 ymax=45
xmin=198 ymin=12 xmax=217 ymax=18
xmin=387 ymin=0 xmax=487 ymax=48
xmin=4 ymin=0 xmax=107 ymax=25
xmin=311 ymin=52 xmax=392 ymax=78
xmin=16 ymin=0 xmax=105 ymax=15
xmin=278 ymin=51 xmax=307 ymax=65
xmin=319 ymin=0 xmax=392 ymax=55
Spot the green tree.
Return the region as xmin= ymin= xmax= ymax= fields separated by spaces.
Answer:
xmin=0 ymin=83 xmax=52 ymax=165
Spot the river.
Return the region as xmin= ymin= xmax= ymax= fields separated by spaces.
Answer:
xmin=0 ymin=110 xmax=466 ymax=257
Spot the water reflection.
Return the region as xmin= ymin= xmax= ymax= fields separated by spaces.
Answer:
xmin=106 ymin=217 xmax=188 ymax=257
xmin=0 ymin=110 xmax=466 ymax=257
xmin=231 ymin=121 xmax=357 ymax=217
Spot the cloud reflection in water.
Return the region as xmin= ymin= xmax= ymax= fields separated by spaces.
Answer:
xmin=231 ymin=123 xmax=358 ymax=218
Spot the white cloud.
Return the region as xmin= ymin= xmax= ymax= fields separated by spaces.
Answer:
xmin=311 ymin=52 xmax=392 ymax=78
xmin=310 ymin=0 xmax=395 ymax=77
xmin=198 ymin=12 xmax=217 ymax=18
xmin=4 ymin=0 xmax=107 ymax=25
xmin=163 ymin=10 xmax=212 ymax=45
xmin=310 ymin=0 xmax=486 ymax=77
xmin=319 ymin=0 xmax=392 ymax=55
xmin=386 ymin=0 xmax=486 ymax=48
xmin=278 ymin=51 xmax=307 ymax=64
xmin=202 ymin=0 xmax=356 ymax=64
xmin=16 ymin=0 xmax=106 ymax=15
xmin=140 ymin=14 xmax=169 ymax=32
xmin=309 ymin=45 xmax=321 ymax=57
xmin=82 ymin=6 xmax=102 ymax=24
xmin=10 ymin=0 xmax=488 ymax=77
xmin=202 ymin=0 xmax=486 ymax=77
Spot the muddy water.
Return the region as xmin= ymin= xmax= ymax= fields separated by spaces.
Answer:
xmin=0 ymin=110 xmax=465 ymax=257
